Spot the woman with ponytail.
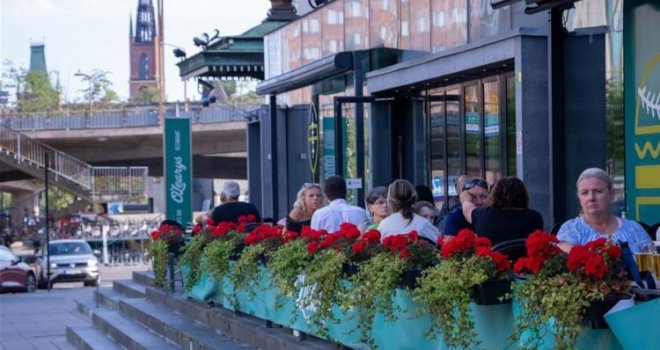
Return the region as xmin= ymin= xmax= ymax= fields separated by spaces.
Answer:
xmin=378 ymin=179 xmax=440 ymax=243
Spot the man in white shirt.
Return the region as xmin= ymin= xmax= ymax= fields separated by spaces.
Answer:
xmin=311 ymin=176 xmax=369 ymax=233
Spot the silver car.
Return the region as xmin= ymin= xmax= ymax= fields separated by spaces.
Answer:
xmin=35 ymin=239 xmax=99 ymax=288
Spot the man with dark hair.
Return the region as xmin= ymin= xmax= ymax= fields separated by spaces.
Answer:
xmin=311 ymin=176 xmax=369 ymax=232
xmin=211 ymin=181 xmax=261 ymax=224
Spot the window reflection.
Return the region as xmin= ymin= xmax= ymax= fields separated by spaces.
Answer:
xmin=469 ymin=0 xmax=511 ymax=42
xmin=464 ymin=84 xmax=481 ymax=177
xmin=483 ymin=80 xmax=501 ymax=184
xmin=431 ymin=0 xmax=467 ymax=52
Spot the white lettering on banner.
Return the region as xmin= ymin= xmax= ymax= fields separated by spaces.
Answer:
xmin=174 ymin=130 xmax=181 ymax=151
xmin=170 ymin=156 xmax=187 ymax=203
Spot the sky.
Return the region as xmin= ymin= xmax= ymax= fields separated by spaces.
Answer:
xmin=0 ymin=0 xmax=272 ymax=104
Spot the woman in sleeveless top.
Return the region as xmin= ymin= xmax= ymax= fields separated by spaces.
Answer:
xmin=285 ymin=183 xmax=324 ymax=233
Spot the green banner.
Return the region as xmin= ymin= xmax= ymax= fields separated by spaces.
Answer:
xmin=164 ymin=117 xmax=193 ymax=226
xmin=322 ymin=116 xmax=347 ymax=179
xmin=624 ymin=1 xmax=660 ymax=224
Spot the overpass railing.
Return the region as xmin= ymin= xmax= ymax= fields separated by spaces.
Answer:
xmin=0 ymin=125 xmax=148 ymax=200
xmin=92 ymin=167 xmax=148 ymax=198
xmin=0 ymin=103 xmax=261 ymax=131
xmin=0 ymin=124 xmax=93 ymax=189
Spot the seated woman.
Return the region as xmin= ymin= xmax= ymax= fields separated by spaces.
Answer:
xmin=285 ymin=183 xmax=324 ymax=233
xmin=365 ymin=186 xmax=390 ymax=231
xmin=557 ymin=168 xmax=652 ymax=253
xmin=461 ymin=177 xmax=543 ymax=245
xmin=379 ymin=179 xmax=440 ymax=243
xmin=413 ymin=201 xmax=437 ymax=224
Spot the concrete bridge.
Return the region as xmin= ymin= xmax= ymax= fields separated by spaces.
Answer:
xmin=0 ymin=104 xmax=254 ymax=183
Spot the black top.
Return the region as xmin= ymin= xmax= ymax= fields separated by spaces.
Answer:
xmin=211 ymin=201 xmax=261 ymax=224
xmin=471 ymin=207 xmax=544 ymax=245
xmin=285 ymin=216 xmax=311 ymax=233
xmin=443 ymin=207 xmax=473 ymax=236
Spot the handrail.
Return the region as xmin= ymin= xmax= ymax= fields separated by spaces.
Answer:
xmin=0 ymin=103 xmax=262 ymax=131
xmin=0 ymin=125 xmax=149 ymax=200
xmin=0 ymin=124 xmax=93 ymax=189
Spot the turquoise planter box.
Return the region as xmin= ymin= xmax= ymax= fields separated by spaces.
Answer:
xmin=181 ymin=263 xmax=626 ymax=349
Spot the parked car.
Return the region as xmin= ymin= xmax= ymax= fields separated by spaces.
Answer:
xmin=0 ymin=246 xmax=36 ymax=293
xmin=35 ymin=239 xmax=99 ymax=288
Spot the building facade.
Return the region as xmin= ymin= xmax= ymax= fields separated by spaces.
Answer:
xmin=252 ymin=0 xmax=616 ymax=228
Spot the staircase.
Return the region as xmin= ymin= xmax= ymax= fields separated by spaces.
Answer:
xmin=67 ymin=271 xmax=337 ymax=350
xmin=0 ymin=124 xmax=147 ymax=202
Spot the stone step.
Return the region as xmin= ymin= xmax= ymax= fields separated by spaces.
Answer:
xmin=66 ymin=325 xmax=124 ymax=350
xmin=91 ymin=307 xmax=179 ymax=350
xmin=113 ymin=279 xmax=146 ymax=298
xmin=144 ymin=287 xmax=335 ymax=350
xmin=118 ymin=297 xmax=251 ymax=350
xmin=95 ymin=287 xmax=139 ymax=311
xmin=132 ymin=270 xmax=153 ymax=287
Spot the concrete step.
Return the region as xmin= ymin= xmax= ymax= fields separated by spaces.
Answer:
xmin=118 ymin=297 xmax=251 ymax=350
xmin=113 ymin=279 xmax=146 ymax=298
xmin=66 ymin=325 xmax=124 ymax=350
xmin=94 ymin=287 xmax=138 ymax=311
xmin=91 ymin=307 xmax=179 ymax=350
xmin=132 ymin=270 xmax=153 ymax=287
xmin=144 ymin=287 xmax=335 ymax=350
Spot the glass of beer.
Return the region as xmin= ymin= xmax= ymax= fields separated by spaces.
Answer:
xmin=635 ymin=253 xmax=654 ymax=273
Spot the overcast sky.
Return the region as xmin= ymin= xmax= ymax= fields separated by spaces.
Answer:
xmin=0 ymin=0 xmax=272 ymax=104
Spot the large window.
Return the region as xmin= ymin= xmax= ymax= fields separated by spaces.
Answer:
xmin=428 ymin=74 xmax=515 ymax=209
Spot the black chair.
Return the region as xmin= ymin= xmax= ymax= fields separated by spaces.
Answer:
xmin=647 ymin=222 xmax=659 ymax=241
xmin=492 ymin=238 xmax=528 ymax=263
xmin=550 ymin=221 xmax=565 ymax=236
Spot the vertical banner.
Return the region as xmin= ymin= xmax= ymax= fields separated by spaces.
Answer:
xmin=322 ymin=116 xmax=347 ymax=179
xmin=624 ymin=1 xmax=660 ymax=224
xmin=164 ymin=117 xmax=192 ymax=227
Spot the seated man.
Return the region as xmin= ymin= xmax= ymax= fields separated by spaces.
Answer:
xmin=443 ymin=177 xmax=489 ymax=235
xmin=311 ymin=175 xmax=369 ymax=233
xmin=211 ymin=181 xmax=261 ymax=224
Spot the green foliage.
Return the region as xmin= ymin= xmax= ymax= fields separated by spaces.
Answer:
xmin=76 ymin=70 xmax=119 ymax=110
xmin=299 ymin=249 xmax=348 ymax=339
xmin=346 ymin=252 xmax=405 ymax=349
xmin=201 ymin=239 xmax=235 ymax=285
xmin=148 ymin=239 xmax=168 ymax=290
xmin=19 ymin=71 xmax=60 ymax=112
xmin=229 ymin=244 xmax=265 ymax=307
xmin=136 ymin=87 xmax=159 ymax=105
xmin=270 ymin=239 xmax=309 ymax=298
xmin=413 ymin=257 xmax=491 ymax=349
xmin=178 ymin=236 xmax=207 ymax=291
xmin=512 ymin=274 xmax=593 ymax=350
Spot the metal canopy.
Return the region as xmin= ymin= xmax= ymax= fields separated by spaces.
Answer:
xmin=256 ymin=51 xmax=353 ymax=96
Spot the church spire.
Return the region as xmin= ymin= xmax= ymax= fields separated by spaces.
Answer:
xmin=135 ymin=0 xmax=156 ymax=43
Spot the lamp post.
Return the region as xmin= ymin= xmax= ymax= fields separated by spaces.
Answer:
xmin=74 ymin=71 xmax=93 ymax=115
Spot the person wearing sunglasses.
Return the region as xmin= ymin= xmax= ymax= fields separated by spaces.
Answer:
xmin=443 ymin=177 xmax=490 ymax=236
xmin=460 ymin=176 xmax=543 ymax=245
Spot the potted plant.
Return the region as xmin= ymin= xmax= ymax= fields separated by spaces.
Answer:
xmin=197 ymin=220 xmax=248 ymax=294
xmin=382 ymin=231 xmax=440 ymax=289
xmin=413 ymin=229 xmax=511 ymax=349
xmin=229 ymin=223 xmax=294 ymax=307
xmin=512 ymin=232 xmax=632 ymax=350
xmin=148 ymin=223 xmax=185 ymax=290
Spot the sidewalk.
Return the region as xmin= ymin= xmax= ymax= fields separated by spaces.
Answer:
xmin=0 ymin=265 xmax=148 ymax=350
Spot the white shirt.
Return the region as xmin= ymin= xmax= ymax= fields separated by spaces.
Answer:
xmin=310 ymin=199 xmax=369 ymax=233
xmin=378 ymin=212 xmax=440 ymax=243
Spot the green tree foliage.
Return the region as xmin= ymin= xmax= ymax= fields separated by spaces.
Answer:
xmin=137 ymin=87 xmax=159 ymax=105
xmin=605 ymin=76 xmax=624 ymax=177
xmin=18 ymin=71 xmax=60 ymax=112
xmin=76 ymin=70 xmax=119 ymax=110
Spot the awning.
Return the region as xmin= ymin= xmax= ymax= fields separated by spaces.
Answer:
xmin=256 ymin=51 xmax=353 ymax=96
xmin=177 ymin=47 xmax=265 ymax=81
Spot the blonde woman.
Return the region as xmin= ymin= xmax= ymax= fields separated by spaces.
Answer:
xmin=285 ymin=183 xmax=324 ymax=233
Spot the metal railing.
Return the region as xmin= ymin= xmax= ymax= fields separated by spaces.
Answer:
xmin=0 ymin=103 xmax=262 ymax=131
xmin=0 ymin=124 xmax=93 ymax=189
xmin=0 ymin=125 xmax=148 ymax=199
xmin=92 ymin=167 xmax=148 ymax=198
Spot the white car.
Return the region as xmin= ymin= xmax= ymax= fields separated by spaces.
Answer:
xmin=35 ymin=239 xmax=99 ymax=288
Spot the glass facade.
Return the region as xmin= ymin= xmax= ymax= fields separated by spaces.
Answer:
xmin=428 ymin=75 xmax=515 ymax=210
xmin=264 ymin=0 xmax=511 ymax=81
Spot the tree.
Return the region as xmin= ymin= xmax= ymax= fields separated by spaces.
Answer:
xmin=137 ymin=87 xmax=159 ymax=105
xmin=76 ymin=70 xmax=119 ymax=110
xmin=1 ymin=59 xmax=60 ymax=112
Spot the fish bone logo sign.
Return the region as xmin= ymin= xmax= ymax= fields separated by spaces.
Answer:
xmin=636 ymin=54 xmax=660 ymax=134
xmin=295 ymin=274 xmax=320 ymax=323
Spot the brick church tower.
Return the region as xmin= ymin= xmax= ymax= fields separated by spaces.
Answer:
xmin=129 ymin=0 xmax=159 ymax=102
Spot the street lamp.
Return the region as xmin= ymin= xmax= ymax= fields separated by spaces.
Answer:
xmin=74 ymin=71 xmax=93 ymax=115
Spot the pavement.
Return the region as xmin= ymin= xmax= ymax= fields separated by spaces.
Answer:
xmin=0 ymin=262 xmax=149 ymax=350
